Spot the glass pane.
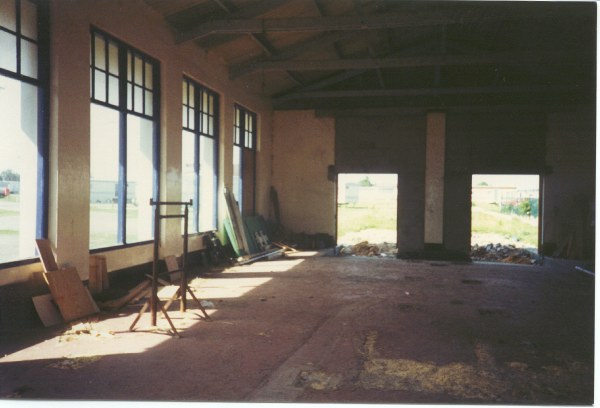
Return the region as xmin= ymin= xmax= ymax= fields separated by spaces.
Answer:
xmin=182 ymin=81 xmax=187 ymax=105
xmin=232 ymin=145 xmax=242 ymax=209
xmin=202 ymin=113 xmax=208 ymax=134
xmin=199 ymin=136 xmax=216 ymax=231
xmin=181 ymin=130 xmax=196 ymax=232
xmin=127 ymin=52 xmax=132 ymax=81
xmin=209 ymin=95 xmax=214 ymax=115
xmin=90 ymin=104 xmax=120 ymax=249
xmin=94 ymin=70 xmax=106 ymax=102
xmin=134 ymin=85 xmax=143 ymax=113
xmin=188 ymin=107 xmax=195 ymax=130
xmin=189 ymin=84 xmax=194 ymax=108
xmin=127 ymin=83 xmax=133 ymax=110
xmin=144 ymin=90 xmax=152 ymax=116
xmin=20 ymin=39 xmax=37 ymax=78
xmin=182 ymin=108 xmax=188 ymax=129
xmin=0 ymin=31 xmax=17 ymax=72
xmin=0 ymin=76 xmax=39 ymax=262
xmin=108 ymin=75 xmax=119 ymax=106
xmin=94 ymin=35 xmax=105 ymax=70
xmin=145 ymin=62 xmax=152 ymax=90
xmin=134 ymin=55 xmax=143 ymax=85
xmin=208 ymin=117 xmax=213 ymax=135
xmin=0 ymin=0 xmax=16 ymax=31
xmin=126 ymin=115 xmax=154 ymax=243
xmin=21 ymin=0 xmax=37 ymax=40
xmin=108 ymin=42 xmax=119 ymax=75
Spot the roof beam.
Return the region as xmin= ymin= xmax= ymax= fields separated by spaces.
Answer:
xmin=230 ymin=30 xmax=360 ymax=78
xmin=176 ymin=11 xmax=499 ymax=43
xmin=274 ymin=85 xmax=583 ymax=104
xmin=239 ymin=50 xmax=589 ymax=73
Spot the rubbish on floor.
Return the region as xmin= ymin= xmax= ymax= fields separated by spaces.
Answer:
xmin=200 ymin=300 xmax=215 ymax=309
xmin=48 ymin=356 xmax=102 ymax=370
xmin=338 ymin=241 xmax=398 ymax=257
xmin=471 ymin=243 xmax=537 ymax=264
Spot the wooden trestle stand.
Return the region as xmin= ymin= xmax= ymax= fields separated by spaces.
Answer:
xmin=129 ymin=199 xmax=210 ymax=337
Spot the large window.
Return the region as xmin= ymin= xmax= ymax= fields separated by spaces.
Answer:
xmin=90 ymin=29 xmax=159 ymax=250
xmin=0 ymin=0 xmax=48 ymax=265
xmin=232 ymin=104 xmax=256 ymax=216
xmin=181 ymin=77 xmax=219 ymax=232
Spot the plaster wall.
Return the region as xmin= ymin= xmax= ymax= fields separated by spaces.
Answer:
xmin=543 ymin=109 xmax=595 ymax=259
xmin=272 ymin=110 xmax=335 ymax=235
xmin=335 ymin=115 xmax=426 ymax=255
xmin=3 ymin=0 xmax=273 ymax=285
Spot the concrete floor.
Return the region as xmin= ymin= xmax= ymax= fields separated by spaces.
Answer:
xmin=0 ymin=252 xmax=594 ymax=404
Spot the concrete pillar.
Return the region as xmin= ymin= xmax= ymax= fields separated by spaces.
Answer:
xmin=424 ymin=112 xmax=446 ymax=245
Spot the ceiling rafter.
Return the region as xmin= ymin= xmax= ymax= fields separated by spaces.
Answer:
xmin=176 ymin=10 xmax=516 ymax=43
xmin=273 ymin=84 xmax=584 ymax=104
xmin=208 ymin=0 xmax=305 ymax=86
xmin=235 ymin=50 xmax=589 ymax=73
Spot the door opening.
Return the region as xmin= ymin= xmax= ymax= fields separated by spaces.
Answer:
xmin=336 ymin=173 xmax=397 ymax=257
xmin=471 ymin=174 xmax=540 ymax=264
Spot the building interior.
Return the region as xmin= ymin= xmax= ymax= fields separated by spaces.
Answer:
xmin=0 ymin=0 xmax=596 ymax=404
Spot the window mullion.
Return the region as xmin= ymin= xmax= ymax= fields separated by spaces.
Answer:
xmin=193 ymin=87 xmax=200 ymax=232
xmin=117 ymin=45 xmax=128 ymax=243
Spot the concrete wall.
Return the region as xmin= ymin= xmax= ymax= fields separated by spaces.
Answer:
xmin=543 ymin=109 xmax=595 ymax=259
xmin=336 ymin=115 xmax=426 ymax=256
xmin=2 ymin=0 xmax=272 ymax=286
xmin=329 ymin=109 xmax=593 ymax=260
xmin=272 ymin=110 xmax=335 ymax=235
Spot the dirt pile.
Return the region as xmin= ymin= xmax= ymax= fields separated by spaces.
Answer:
xmin=471 ymin=243 xmax=537 ymax=264
xmin=338 ymin=241 xmax=398 ymax=257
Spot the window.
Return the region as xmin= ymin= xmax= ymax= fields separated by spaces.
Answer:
xmin=90 ymin=29 xmax=159 ymax=250
xmin=181 ymin=77 xmax=219 ymax=232
xmin=232 ymin=104 xmax=256 ymax=216
xmin=0 ymin=0 xmax=49 ymax=265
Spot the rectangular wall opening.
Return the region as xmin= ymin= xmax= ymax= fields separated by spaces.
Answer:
xmin=471 ymin=174 xmax=540 ymax=263
xmin=336 ymin=173 xmax=397 ymax=257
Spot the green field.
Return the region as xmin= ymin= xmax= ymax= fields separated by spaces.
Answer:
xmin=471 ymin=203 xmax=538 ymax=246
xmin=337 ymin=203 xmax=396 ymax=238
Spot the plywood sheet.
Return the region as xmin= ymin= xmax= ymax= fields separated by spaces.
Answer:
xmin=45 ymin=267 xmax=99 ymax=322
xmin=32 ymin=294 xmax=63 ymax=327
xmin=35 ymin=239 xmax=59 ymax=272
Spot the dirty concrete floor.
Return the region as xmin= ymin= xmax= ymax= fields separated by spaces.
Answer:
xmin=0 ymin=252 xmax=594 ymax=404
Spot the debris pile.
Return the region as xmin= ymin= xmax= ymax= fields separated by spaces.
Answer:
xmin=338 ymin=241 xmax=398 ymax=257
xmin=471 ymin=243 xmax=537 ymax=264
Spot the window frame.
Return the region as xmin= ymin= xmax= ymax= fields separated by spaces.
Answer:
xmin=89 ymin=27 xmax=160 ymax=252
xmin=233 ymin=104 xmax=257 ymax=216
xmin=182 ymin=76 xmax=220 ymax=233
xmin=0 ymin=0 xmax=50 ymax=268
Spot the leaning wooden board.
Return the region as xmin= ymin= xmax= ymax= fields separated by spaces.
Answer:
xmin=44 ymin=267 xmax=99 ymax=322
xmin=223 ymin=188 xmax=250 ymax=255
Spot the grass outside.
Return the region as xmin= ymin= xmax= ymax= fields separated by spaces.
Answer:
xmin=472 ymin=203 xmax=538 ymax=247
xmin=337 ymin=203 xmax=396 ymax=238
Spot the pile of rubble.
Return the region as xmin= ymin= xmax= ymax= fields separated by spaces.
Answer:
xmin=338 ymin=241 xmax=398 ymax=258
xmin=471 ymin=243 xmax=537 ymax=264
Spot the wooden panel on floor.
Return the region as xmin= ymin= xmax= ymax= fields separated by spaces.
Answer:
xmin=45 ymin=267 xmax=99 ymax=322
xmin=32 ymin=294 xmax=63 ymax=327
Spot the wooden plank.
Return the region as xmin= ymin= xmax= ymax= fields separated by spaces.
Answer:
xmin=35 ymin=239 xmax=59 ymax=272
xmin=164 ymin=255 xmax=182 ymax=282
xmin=44 ymin=267 xmax=99 ymax=322
xmin=32 ymin=294 xmax=63 ymax=327
xmin=98 ymin=280 xmax=151 ymax=311
xmin=224 ymin=188 xmax=250 ymax=255
xmin=88 ymin=255 xmax=102 ymax=295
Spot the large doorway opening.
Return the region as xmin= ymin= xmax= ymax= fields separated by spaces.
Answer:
xmin=471 ymin=174 xmax=540 ymax=263
xmin=336 ymin=173 xmax=397 ymax=257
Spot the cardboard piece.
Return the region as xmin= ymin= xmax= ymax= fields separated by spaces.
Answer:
xmin=32 ymin=294 xmax=63 ymax=327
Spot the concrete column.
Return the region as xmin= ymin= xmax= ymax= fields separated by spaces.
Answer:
xmin=424 ymin=112 xmax=446 ymax=245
